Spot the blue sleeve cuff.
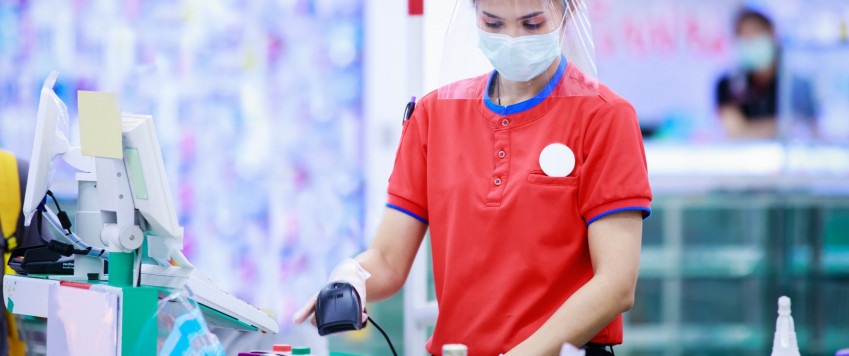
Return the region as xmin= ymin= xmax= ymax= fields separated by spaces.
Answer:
xmin=586 ymin=207 xmax=651 ymax=226
xmin=386 ymin=204 xmax=429 ymax=225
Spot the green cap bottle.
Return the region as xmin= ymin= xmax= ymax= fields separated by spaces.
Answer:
xmin=292 ymin=347 xmax=311 ymax=355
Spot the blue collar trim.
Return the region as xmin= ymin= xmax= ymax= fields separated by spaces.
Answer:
xmin=484 ymin=55 xmax=567 ymax=116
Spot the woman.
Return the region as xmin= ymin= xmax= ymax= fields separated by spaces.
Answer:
xmin=294 ymin=0 xmax=651 ymax=355
xmin=715 ymin=8 xmax=817 ymax=140
xmin=717 ymin=8 xmax=780 ymax=139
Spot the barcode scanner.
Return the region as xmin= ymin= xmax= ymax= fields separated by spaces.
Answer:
xmin=314 ymin=281 xmax=398 ymax=355
xmin=315 ymin=282 xmax=366 ymax=336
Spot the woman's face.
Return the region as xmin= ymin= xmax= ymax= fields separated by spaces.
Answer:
xmin=736 ymin=18 xmax=773 ymax=41
xmin=476 ymin=0 xmax=565 ymax=38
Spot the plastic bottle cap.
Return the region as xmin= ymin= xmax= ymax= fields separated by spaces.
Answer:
xmin=539 ymin=143 xmax=575 ymax=178
xmin=273 ymin=344 xmax=292 ymax=352
xmin=292 ymin=347 xmax=311 ymax=355
xmin=778 ymin=296 xmax=791 ymax=316
xmin=443 ymin=344 xmax=468 ymax=356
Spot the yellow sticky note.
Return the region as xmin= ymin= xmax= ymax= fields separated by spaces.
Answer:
xmin=78 ymin=91 xmax=123 ymax=159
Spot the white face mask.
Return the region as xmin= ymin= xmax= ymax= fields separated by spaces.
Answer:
xmin=737 ymin=35 xmax=776 ymax=71
xmin=477 ymin=26 xmax=562 ymax=82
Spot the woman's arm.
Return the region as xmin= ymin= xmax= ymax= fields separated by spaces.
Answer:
xmin=292 ymin=207 xmax=427 ymax=325
xmin=356 ymin=207 xmax=429 ymax=302
xmin=505 ymin=210 xmax=643 ymax=355
xmin=719 ymin=105 xmax=777 ymax=139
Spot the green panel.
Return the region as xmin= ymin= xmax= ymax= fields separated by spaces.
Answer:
xmin=328 ymin=290 xmax=405 ymax=356
xmin=681 ymin=278 xmax=761 ymax=324
xmin=122 ymin=286 xmax=158 ymax=356
xmin=824 ymin=208 xmax=849 ymax=246
xmin=198 ymin=303 xmax=258 ymax=332
xmin=124 ymin=148 xmax=149 ymax=200
xmin=642 ymin=207 xmax=664 ymax=246
xmin=109 ymin=252 xmax=134 ymax=287
xmin=682 ymin=206 xmax=762 ymax=246
xmin=628 ymin=278 xmax=662 ymax=324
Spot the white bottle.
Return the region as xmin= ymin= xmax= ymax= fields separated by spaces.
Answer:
xmin=771 ymin=296 xmax=801 ymax=356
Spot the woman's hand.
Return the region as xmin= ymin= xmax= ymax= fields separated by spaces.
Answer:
xmin=292 ymin=258 xmax=371 ymax=325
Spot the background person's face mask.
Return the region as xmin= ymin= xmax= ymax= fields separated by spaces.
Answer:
xmin=736 ymin=35 xmax=777 ymax=71
xmin=478 ymin=26 xmax=562 ymax=82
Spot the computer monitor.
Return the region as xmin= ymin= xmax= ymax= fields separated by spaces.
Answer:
xmin=22 ymin=71 xmax=71 ymax=226
xmin=120 ymin=114 xmax=182 ymax=243
xmin=22 ymin=73 xmax=278 ymax=333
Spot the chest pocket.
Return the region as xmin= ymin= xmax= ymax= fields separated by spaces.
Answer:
xmin=515 ymin=169 xmax=584 ymax=244
xmin=526 ymin=171 xmax=578 ymax=186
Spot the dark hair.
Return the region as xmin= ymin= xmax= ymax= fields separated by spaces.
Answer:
xmin=734 ymin=8 xmax=774 ymax=34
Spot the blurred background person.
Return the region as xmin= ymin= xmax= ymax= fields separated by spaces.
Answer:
xmin=715 ymin=8 xmax=817 ymax=140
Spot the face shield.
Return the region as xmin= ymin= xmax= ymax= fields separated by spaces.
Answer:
xmin=437 ymin=0 xmax=599 ymax=100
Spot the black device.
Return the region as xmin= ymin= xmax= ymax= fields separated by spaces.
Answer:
xmin=402 ymin=96 xmax=416 ymax=124
xmin=315 ymin=282 xmax=366 ymax=336
xmin=8 ymin=245 xmax=74 ymax=275
xmin=314 ymin=281 xmax=397 ymax=356
xmin=9 ymin=244 xmax=109 ymax=276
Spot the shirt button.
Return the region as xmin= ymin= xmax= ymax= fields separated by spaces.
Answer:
xmin=493 ymin=177 xmax=502 ymax=186
xmin=497 ymin=150 xmax=506 ymax=158
xmin=501 ymin=119 xmax=509 ymax=126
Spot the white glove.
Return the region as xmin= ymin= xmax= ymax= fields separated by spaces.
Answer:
xmin=292 ymin=258 xmax=371 ymax=325
xmin=560 ymin=343 xmax=586 ymax=356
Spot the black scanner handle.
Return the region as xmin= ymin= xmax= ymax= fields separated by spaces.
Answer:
xmin=314 ymin=282 xmax=398 ymax=356
xmin=315 ymin=282 xmax=365 ymax=336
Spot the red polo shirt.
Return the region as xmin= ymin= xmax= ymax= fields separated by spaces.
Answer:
xmin=387 ymin=59 xmax=652 ymax=356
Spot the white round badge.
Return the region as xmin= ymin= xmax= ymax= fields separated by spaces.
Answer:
xmin=539 ymin=143 xmax=575 ymax=177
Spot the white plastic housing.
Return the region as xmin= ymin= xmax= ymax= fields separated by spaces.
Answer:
xmin=23 ymin=71 xmax=71 ymax=225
